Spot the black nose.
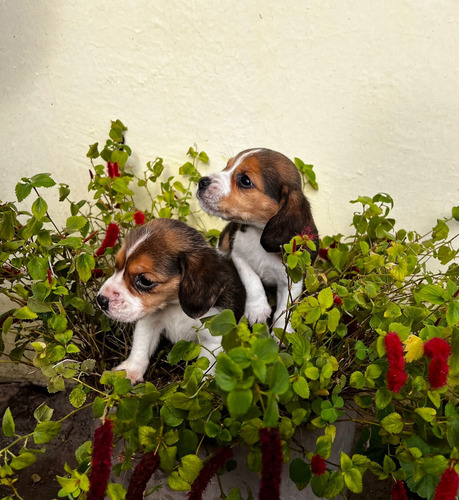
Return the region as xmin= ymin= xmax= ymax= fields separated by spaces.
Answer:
xmin=198 ymin=176 xmax=211 ymax=190
xmin=97 ymin=294 xmax=110 ymax=311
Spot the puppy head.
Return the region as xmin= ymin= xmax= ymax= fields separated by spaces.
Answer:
xmin=197 ymin=148 xmax=318 ymax=252
xmin=97 ymin=219 xmax=225 ymax=322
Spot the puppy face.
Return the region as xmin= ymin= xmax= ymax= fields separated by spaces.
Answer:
xmin=196 ymin=148 xmax=303 ymax=227
xmin=97 ymin=218 xmax=233 ymax=322
xmin=97 ymin=221 xmax=182 ymax=323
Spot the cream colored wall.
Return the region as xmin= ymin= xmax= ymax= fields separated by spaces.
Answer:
xmin=1 ymin=0 xmax=459 ymax=238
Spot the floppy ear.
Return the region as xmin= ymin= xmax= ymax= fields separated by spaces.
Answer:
xmin=178 ymin=249 xmax=226 ymax=319
xmin=260 ymin=186 xmax=318 ymax=253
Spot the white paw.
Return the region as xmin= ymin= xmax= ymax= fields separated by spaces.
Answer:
xmin=244 ymin=298 xmax=272 ymax=325
xmin=113 ymin=360 xmax=146 ymax=385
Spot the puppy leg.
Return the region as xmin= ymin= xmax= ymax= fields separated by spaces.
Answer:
xmin=197 ymin=328 xmax=223 ymax=375
xmin=232 ymin=255 xmax=272 ymax=325
xmin=113 ymin=315 xmax=162 ymax=384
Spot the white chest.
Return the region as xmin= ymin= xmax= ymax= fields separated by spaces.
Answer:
xmin=232 ymin=226 xmax=286 ymax=286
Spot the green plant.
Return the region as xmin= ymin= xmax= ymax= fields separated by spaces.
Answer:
xmin=0 ymin=121 xmax=458 ymax=500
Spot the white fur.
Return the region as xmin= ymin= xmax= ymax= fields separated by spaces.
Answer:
xmin=232 ymin=226 xmax=302 ymax=332
xmin=114 ymin=304 xmax=222 ymax=384
xmin=99 ymin=270 xmax=145 ymax=322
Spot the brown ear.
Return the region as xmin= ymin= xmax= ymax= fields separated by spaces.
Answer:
xmin=178 ymin=249 xmax=226 ymax=319
xmin=260 ymin=186 xmax=318 ymax=253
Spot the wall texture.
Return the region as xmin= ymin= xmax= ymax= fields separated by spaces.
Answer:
xmin=1 ymin=0 xmax=459 ymax=237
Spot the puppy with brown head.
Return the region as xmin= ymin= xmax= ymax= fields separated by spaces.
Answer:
xmin=197 ymin=148 xmax=318 ymax=331
xmin=97 ymin=218 xmax=245 ymax=383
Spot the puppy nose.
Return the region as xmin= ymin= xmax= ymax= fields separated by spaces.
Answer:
xmin=198 ymin=176 xmax=211 ymax=190
xmin=97 ymin=294 xmax=110 ymax=311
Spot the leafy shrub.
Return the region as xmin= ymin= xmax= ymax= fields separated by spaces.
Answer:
xmin=1 ymin=121 xmax=458 ymax=499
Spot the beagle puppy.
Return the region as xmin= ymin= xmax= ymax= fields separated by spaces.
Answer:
xmin=97 ymin=218 xmax=246 ymax=384
xmin=196 ymin=148 xmax=318 ymax=331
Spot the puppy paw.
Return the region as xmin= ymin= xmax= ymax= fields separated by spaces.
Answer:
xmin=113 ymin=361 xmax=145 ymax=385
xmin=244 ymin=298 xmax=272 ymax=325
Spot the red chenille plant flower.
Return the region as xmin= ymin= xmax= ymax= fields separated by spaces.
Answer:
xmin=96 ymin=223 xmax=120 ymax=256
xmin=391 ymin=480 xmax=408 ymax=500
xmin=424 ymin=337 xmax=451 ymax=360
xmin=126 ymin=451 xmax=160 ymax=500
xmin=188 ymin=447 xmax=233 ymax=500
xmin=433 ymin=466 xmax=459 ymax=500
xmin=133 ymin=211 xmax=145 ymax=225
xmin=87 ymin=419 xmax=113 ymax=500
xmin=424 ymin=337 xmax=451 ymax=389
xmin=310 ymin=454 xmax=326 ymax=476
xmin=107 ymin=161 xmax=121 ymax=178
xmin=384 ymin=332 xmax=407 ymax=393
xmin=259 ymin=427 xmax=283 ymax=499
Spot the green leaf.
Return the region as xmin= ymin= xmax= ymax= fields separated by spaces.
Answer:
xmin=168 ymin=340 xmax=201 ymax=365
xmin=375 ymin=388 xmax=392 ymax=410
xmin=106 ymin=483 xmax=127 ymax=500
xmin=69 ymin=385 xmax=87 ymax=408
xmin=116 ymin=398 xmax=139 ymax=421
xmin=33 ymin=421 xmax=61 ymax=444
xmin=350 ymin=371 xmax=366 ymax=389
xmin=289 ymin=458 xmax=311 ymax=489
xmin=178 ymin=455 xmax=203 ymax=484
xmin=227 ymin=389 xmax=252 ymax=418
xmin=65 ymin=216 xmax=87 ymax=233
xmin=32 ymin=197 xmax=48 ymax=220
xmin=381 ymin=412 xmax=404 ymax=434
xmin=263 ymin=395 xmax=279 ymax=427
xmin=208 ymin=309 xmax=237 ymax=336
xmin=168 ymin=471 xmax=190 ymax=492
xmin=2 ymin=407 xmax=15 ymax=437
xmin=293 ymin=376 xmax=310 ymax=399
xmin=14 ymin=306 xmax=38 ymax=320
xmin=16 ymin=181 xmax=33 ymax=202
xmin=204 ymin=421 xmax=220 ymax=438
xmin=87 ymin=142 xmax=99 ymax=159
xmin=10 ymin=452 xmax=37 ymax=470
xmin=415 ymin=408 xmax=436 ymax=422
xmin=34 ymin=403 xmax=54 ymax=423
xmin=252 ymin=337 xmax=278 ymax=363
xmin=318 ymin=288 xmax=333 ymax=311
xmin=327 ymin=308 xmax=340 ymax=332
xmin=416 ymin=285 xmax=447 ymax=305
xmin=446 ymin=300 xmax=459 ymax=327
xmin=28 ymin=256 xmax=48 ymax=280
xmin=269 ymin=361 xmax=289 ymax=394
xmin=215 ymin=354 xmax=242 ymax=391
xmin=30 ymin=173 xmax=56 ymax=188
xmin=343 ymin=467 xmax=363 ymax=493
xmin=452 ymin=206 xmax=459 ymax=221
xmin=76 ymin=253 xmax=95 ymax=283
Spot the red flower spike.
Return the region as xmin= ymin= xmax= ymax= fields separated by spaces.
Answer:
xmin=126 ymin=451 xmax=160 ymax=500
xmin=384 ymin=332 xmax=407 ymax=393
xmin=333 ymin=294 xmax=343 ymax=306
xmin=133 ymin=211 xmax=146 ymax=225
xmin=107 ymin=162 xmax=115 ymax=178
xmin=259 ymin=428 xmax=283 ymax=499
xmin=47 ymin=268 xmax=53 ymax=286
xmin=96 ymin=223 xmax=120 ymax=256
xmin=424 ymin=338 xmax=451 ymax=360
xmin=92 ymin=269 xmax=104 ymax=278
xmin=87 ymin=419 xmax=113 ymax=500
xmin=113 ymin=162 xmax=121 ymax=177
xmin=310 ymin=454 xmax=326 ymax=476
xmin=188 ymin=447 xmax=233 ymax=500
xmin=433 ymin=467 xmax=459 ymax=500
xmin=391 ymin=480 xmax=408 ymax=500
xmin=428 ymin=355 xmax=449 ymax=389
xmin=292 ymin=238 xmax=297 ymax=253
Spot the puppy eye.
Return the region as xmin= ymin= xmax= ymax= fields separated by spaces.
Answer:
xmin=237 ymin=174 xmax=254 ymax=188
xmin=134 ymin=274 xmax=157 ymax=292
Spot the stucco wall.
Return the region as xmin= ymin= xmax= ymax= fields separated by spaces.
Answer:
xmin=1 ymin=1 xmax=459 ymax=238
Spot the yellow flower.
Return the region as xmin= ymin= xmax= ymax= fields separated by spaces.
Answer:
xmin=403 ymin=335 xmax=424 ymax=363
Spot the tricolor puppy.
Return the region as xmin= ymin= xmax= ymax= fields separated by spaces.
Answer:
xmin=97 ymin=218 xmax=246 ymax=384
xmin=197 ymin=148 xmax=318 ymax=331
